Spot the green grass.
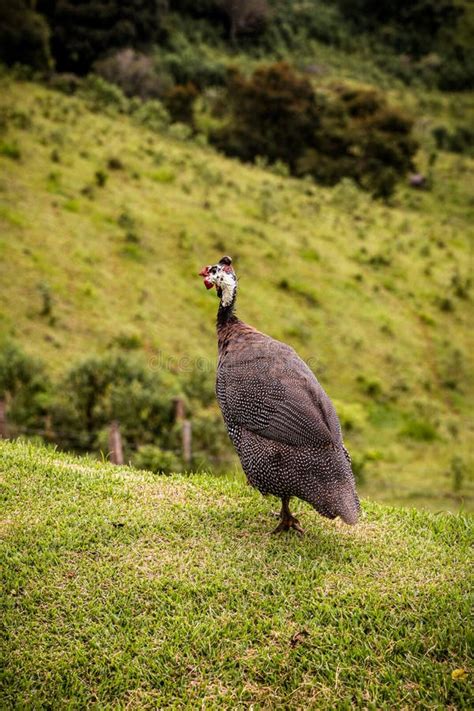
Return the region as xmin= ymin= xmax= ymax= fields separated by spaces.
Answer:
xmin=0 ymin=74 xmax=473 ymax=512
xmin=1 ymin=440 xmax=472 ymax=708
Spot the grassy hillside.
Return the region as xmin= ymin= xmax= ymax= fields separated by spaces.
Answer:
xmin=0 ymin=74 xmax=473 ymax=511
xmin=1 ymin=440 xmax=472 ymax=708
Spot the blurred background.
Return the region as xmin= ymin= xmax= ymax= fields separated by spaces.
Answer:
xmin=0 ymin=0 xmax=472 ymax=511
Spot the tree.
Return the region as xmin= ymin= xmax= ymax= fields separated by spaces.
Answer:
xmin=218 ymin=0 xmax=270 ymax=43
xmin=299 ymin=84 xmax=418 ymax=198
xmin=212 ymin=63 xmax=418 ymax=197
xmin=163 ymin=82 xmax=198 ymax=125
xmin=213 ymin=63 xmax=321 ymax=171
xmin=0 ymin=0 xmax=51 ymax=69
xmin=37 ymin=0 xmax=169 ymax=74
xmin=335 ymin=0 xmax=460 ymax=55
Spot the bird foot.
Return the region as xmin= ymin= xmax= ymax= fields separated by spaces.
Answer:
xmin=272 ymin=515 xmax=304 ymax=536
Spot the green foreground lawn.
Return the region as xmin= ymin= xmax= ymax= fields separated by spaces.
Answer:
xmin=1 ymin=440 xmax=472 ymax=708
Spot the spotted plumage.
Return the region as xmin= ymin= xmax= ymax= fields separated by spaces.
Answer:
xmin=199 ymin=256 xmax=360 ymax=533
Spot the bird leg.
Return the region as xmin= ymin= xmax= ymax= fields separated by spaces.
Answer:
xmin=272 ymin=497 xmax=304 ymax=536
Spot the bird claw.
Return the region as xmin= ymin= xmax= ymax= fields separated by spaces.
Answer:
xmin=272 ymin=516 xmax=304 ymax=536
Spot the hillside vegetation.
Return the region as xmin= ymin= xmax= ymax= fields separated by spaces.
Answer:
xmin=1 ymin=440 xmax=472 ymax=708
xmin=0 ymin=72 xmax=473 ymax=511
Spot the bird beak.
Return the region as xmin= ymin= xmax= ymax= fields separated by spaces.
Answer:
xmin=199 ymin=266 xmax=214 ymax=290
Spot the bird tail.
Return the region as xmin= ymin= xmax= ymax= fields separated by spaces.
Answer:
xmin=336 ymin=490 xmax=360 ymax=525
xmin=336 ymin=452 xmax=360 ymax=524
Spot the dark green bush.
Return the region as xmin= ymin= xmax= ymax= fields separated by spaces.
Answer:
xmin=48 ymin=72 xmax=82 ymax=95
xmin=157 ymin=36 xmax=228 ymax=88
xmin=38 ymin=0 xmax=169 ymax=74
xmin=133 ymin=444 xmax=181 ymax=474
xmin=94 ymin=169 xmax=108 ymax=187
xmin=0 ymin=0 xmax=51 ymax=70
xmin=212 ymin=63 xmax=321 ymax=172
xmin=357 ymin=374 xmax=384 ymax=399
xmin=0 ymin=142 xmax=21 ymax=160
xmin=212 ymin=63 xmax=417 ymax=197
xmin=400 ymin=418 xmax=438 ymax=442
xmin=107 ymin=156 xmax=124 ymax=170
xmin=131 ymin=99 xmax=171 ymax=132
xmin=0 ymin=345 xmax=230 ymax=469
xmin=304 ymin=84 xmax=417 ymax=197
xmin=181 ymin=367 xmax=215 ymax=408
xmin=432 ymin=125 xmax=474 ymax=156
xmin=262 ymin=0 xmax=349 ymax=51
xmin=164 ymin=82 xmax=199 ymax=125
xmin=50 ymin=352 xmax=175 ymax=451
xmin=79 ymin=75 xmax=130 ymax=114
xmin=0 ymin=341 xmax=51 ymax=431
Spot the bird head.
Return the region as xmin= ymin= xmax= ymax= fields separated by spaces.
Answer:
xmin=199 ymin=256 xmax=237 ymax=307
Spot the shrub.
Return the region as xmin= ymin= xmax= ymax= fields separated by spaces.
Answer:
xmin=132 ymin=99 xmax=170 ymax=132
xmin=151 ymin=166 xmax=176 ymax=183
xmin=168 ymin=122 xmax=193 ymax=141
xmin=356 ymin=374 xmax=384 ymax=399
xmin=48 ymin=73 xmax=82 ymax=95
xmin=432 ymin=125 xmax=474 ymax=156
xmin=0 ymin=142 xmax=21 ymax=160
xmin=94 ymin=170 xmax=108 ymax=187
xmin=110 ymin=331 xmax=143 ymax=351
xmin=400 ymin=418 xmax=438 ymax=442
xmin=164 ymin=82 xmax=199 ymax=125
xmin=333 ymin=399 xmax=367 ymax=432
xmin=260 ymin=0 xmax=349 ymax=52
xmin=190 ymin=410 xmax=233 ymax=468
xmin=50 ymin=353 xmax=174 ymax=451
xmin=133 ymin=444 xmax=181 ymax=474
xmin=0 ymin=341 xmax=51 ymax=430
xmin=94 ymin=48 xmax=172 ymax=100
xmin=181 ymin=367 xmax=215 ymax=407
xmin=157 ymin=35 xmax=228 ymax=88
xmin=80 ymin=75 xmax=129 ymax=114
xmin=107 ymin=157 xmax=124 ymax=170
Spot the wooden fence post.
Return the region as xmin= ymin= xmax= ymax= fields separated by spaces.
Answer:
xmin=108 ymin=421 xmax=124 ymax=465
xmin=0 ymin=399 xmax=7 ymax=439
xmin=182 ymin=419 xmax=192 ymax=467
xmin=173 ymin=396 xmax=185 ymax=422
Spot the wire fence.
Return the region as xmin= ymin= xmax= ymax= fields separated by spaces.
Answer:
xmin=0 ymin=402 xmax=195 ymax=464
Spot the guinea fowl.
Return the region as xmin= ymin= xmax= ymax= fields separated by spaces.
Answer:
xmin=199 ymin=256 xmax=360 ymax=534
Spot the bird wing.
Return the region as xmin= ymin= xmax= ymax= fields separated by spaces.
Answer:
xmin=217 ymin=333 xmax=342 ymax=448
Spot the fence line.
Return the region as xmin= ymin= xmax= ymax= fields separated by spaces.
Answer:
xmin=0 ymin=398 xmax=193 ymax=465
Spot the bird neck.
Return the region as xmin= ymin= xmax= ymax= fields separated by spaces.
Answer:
xmin=216 ymin=285 xmax=238 ymax=329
